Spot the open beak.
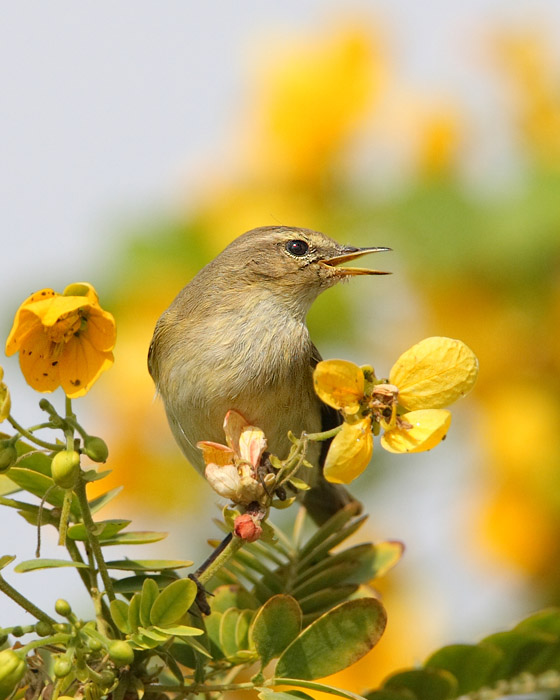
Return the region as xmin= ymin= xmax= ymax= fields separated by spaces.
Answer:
xmin=319 ymin=246 xmax=392 ymax=276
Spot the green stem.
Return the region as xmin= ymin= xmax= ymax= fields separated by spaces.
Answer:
xmin=0 ymin=574 xmax=56 ymax=625
xmin=75 ymin=477 xmax=115 ymax=601
xmin=149 ymin=682 xmax=256 ymax=695
xmin=306 ymin=425 xmax=342 ymax=441
xmin=18 ymin=633 xmax=68 ymax=655
xmin=197 ymin=535 xmax=245 ymax=587
xmin=7 ymin=415 xmax=60 ymax=451
xmin=57 ymin=489 xmax=73 ymax=546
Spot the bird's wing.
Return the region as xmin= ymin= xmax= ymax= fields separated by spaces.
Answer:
xmin=309 ymin=342 xmax=342 ymax=451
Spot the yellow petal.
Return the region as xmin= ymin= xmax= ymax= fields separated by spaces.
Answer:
xmin=18 ymin=324 xmax=61 ymax=393
xmin=196 ymin=441 xmax=234 ymax=467
xmin=27 ymin=295 xmax=91 ymax=327
xmin=223 ymin=410 xmax=250 ymax=453
xmin=205 ymin=463 xmax=242 ymax=501
xmin=63 ymin=282 xmax=99 ymax=303
xmin=5 ymin=308 xmax=44 ymax=356
xmin=0 ymin=383 xmax=10 ymax=422
xmin=381 ymin=409 xmax=451 ymax=454
xmin=85 ymin=308 xmax=117 ymax=352
xmin=324 ymin=418 xmax=373 ymax=484
xmin=5 ymin=289 xmax=57 ymax=355
xmin=389 ymin=337 xmax=478 ymax=410
xmin=314 ymin=359 xmax=365 ymax=413
xmin=59 ymin=335 xmax=114 ymax=398
xmin=238 ymin=427 xmax=268 ymax=467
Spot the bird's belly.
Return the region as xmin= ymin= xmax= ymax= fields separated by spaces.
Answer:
xmin=164 ymin=374 xmax=323 ymax=477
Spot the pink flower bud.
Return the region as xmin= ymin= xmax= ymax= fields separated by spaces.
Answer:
xmin=234 ymin=514 xmax=263 ymax=543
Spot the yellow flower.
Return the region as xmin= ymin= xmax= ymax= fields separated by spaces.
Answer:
xmin=197 ymin=410 xmax=267 ymax=506
xmin=0 ymin=368 xmax=10 ymax=422
xmin=5 ymin=283 xmax=116 ymax=398
xmin=314 ymin=337 xmax=478 ymax=483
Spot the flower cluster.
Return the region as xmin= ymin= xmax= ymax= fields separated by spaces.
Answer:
xmin=314 ymin=337 xmax=479 ymax=484
xmin=197 ymin=410 xmax=268 ymax=507
xmin=5 ymin=283 xmax=116 ymax=398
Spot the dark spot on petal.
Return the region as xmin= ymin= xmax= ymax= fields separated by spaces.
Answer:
xmin=41 ymin=291 xmax=47 ymax=295
xmin=51 ymin=361 xmax=58 ymax=366
xmin=70 ymin=379 xmax=81 ymax=386
xmin=43 ymin=373 xmax=48 ymax=377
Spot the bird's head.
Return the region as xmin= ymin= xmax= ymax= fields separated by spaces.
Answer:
xmin=209 ymin=226 xmax=391 ymax=314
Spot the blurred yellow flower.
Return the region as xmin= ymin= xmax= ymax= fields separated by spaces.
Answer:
xmin=5 ymin=283 xmax=116 ymax=398
xmin=197 ymin=410 xmax=267 ymax=506
xmin=315 ymin=337 xmax=478 ymax=483
xmin=0 ymin=367 xmax=10 ymax=422
xmin=250 ymin=23 xmax=383 ymax=185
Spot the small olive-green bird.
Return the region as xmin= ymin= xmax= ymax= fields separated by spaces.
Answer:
xmin=148 ymin=226 xmax=389 ymax=524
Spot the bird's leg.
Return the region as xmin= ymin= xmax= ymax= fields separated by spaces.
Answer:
xmin=188 ymin=532 xmax=233 ymax=615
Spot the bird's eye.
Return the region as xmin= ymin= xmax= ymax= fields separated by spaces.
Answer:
xmin=285 ymin=239 xmax=309 ymax=256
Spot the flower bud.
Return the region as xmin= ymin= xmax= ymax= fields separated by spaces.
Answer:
xmin=0 ymin=649 xmax=26 ymax=700
xmin=108 ymin=641 xmax=134 ymax=667
xmin=82 ymin=436 xmax=109 ymax=463
xmin=35 ymin=621 xmax=53 ymax=637
xmin=99 ymin=670 xmax=115 ymax=687
xmin=234 ymin=514 xmax=263 ymax=543
xmin=0 ymin=440 xmax=17 ymax=473
xmin=54 ymin=599 xmax=72 ymax=617
xmin=51 ymin=450 xmax=80 ymax=489
xmin=53 ymin=658 xmax=72 ymax=678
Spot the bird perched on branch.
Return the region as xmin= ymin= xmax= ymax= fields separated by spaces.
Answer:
xmin=148 ymin=226 xmax=390 ymax=524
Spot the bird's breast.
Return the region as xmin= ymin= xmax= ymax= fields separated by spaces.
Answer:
xmin=156 ymin=303 xmax=322 ymax=473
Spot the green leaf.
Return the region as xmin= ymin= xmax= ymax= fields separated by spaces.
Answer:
xmin=0 ymin=475 xmax=20 ymax=497
xmin=425 ymin=643 xmax=504 ymax=695
xmin=210 ymin=585 xmax=259 ymax=613
xmin=482 ymin=630 xmax=556 ymax=680
xmin=110 ymin=599 xmax=131 ymax=634
xmin=67 ymin=519 xmax=131 ymax=541
xmin=82 ymin=469 xmax=111 ymax=482
xmin=128 ymin=592 xmax=141 ymax=633
xmin=258 ymin=691 xmax=314 ymax=700
xmin=152 ymin=624 xmax=204 ymax=637
xmin=17 ymin=450 xmax=52 ymax=475
xmin=140 ymin=578 xmax=159 ymax=628
xmin=98 ymin=531 xmax=168 ymax=546
xmin=138 ymin=626 xmax=169 ymax=643
xmin=383 ymin=669 xmax=458 ymax=700
xmin=6 ymin=468 xmax=79 ymax=513
xmin=106 ymin=559 xmax=193 ymax=572
xmin=272 ymin=677 xmax=371 ymax=700
xmin=276 ymin=598 xmax=386 ymax=681
xmin=88 ymin=486 xmax=123 ymax=514
xmin=205 ymin=612 xmax=224 ymax=659
xmin=364 ymin=690 xmax=416 ymax=700
xmin=299 ymin=502 xmax=362 ymax=560
xmin=150 ymin=578 xmax=197 ymax=627
xmin=288 ymin=477 xmax=311 ymax=491
xmin=298 ymin=585 xmax=358 ymax=615
xmin=236 ymin=609 xmax=254 ymax=651
xmin=113 ymin=573 xmax=179 ymax=594
xmin=250 ymin=595 xmax=302 ymax=668
xmin=220 ymin=608 xmax=243 ymax=658
xmin=515 ymin=607 xmax=560 ymax=637
xmin=14 ymin=558 xmax=88 ymax=573
xmin=292 ymin=561 xmax=362 ymax=599
xmin=0 ymin=555 xmax=15 ymax=571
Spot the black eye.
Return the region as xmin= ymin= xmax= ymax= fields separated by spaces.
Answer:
xmin=285 ymin=239 xmax=309 ymax=256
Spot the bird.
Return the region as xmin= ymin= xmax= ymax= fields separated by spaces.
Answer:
xmin=148 ymin=226 xmax=390 ymax=525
